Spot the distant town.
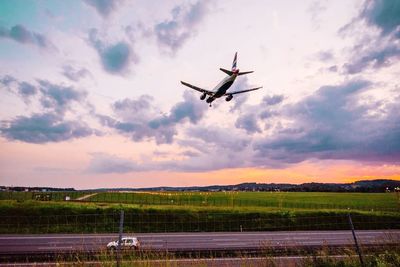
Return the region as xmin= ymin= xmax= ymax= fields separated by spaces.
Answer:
xmin=1 ymin=179 xmax=400 ymax=193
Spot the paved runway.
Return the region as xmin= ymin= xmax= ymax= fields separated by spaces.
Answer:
xmin=0 ymin=230 xmax=399 ymax=254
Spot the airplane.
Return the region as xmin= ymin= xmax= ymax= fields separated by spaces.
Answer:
xmin=181 ymin=52 xmax=262 ymax=107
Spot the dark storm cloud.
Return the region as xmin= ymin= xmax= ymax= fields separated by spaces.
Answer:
xmin=62 ymin=65 xmax=91 ymax=82
xmin=342 ymin=0 xmax=400 ymax=74
xmin=38 ymin=80 xmax=86 ymax=114
xmin=83 ymin=0 xmax=123 ymax=18
xmin=0 ymin=113 xmax=93 ymax=144
xmin=253 ymin=80 xmax=400 ymax=165
xmin=88 ymin=29 xmax=137 ymax=74
xmin=154 ymin=0 xmax=211 ymax=53
xmin=99 ymin=91 xmax=207 ymax=144
xmin=0 ymin=24 xmax=54 ymax=49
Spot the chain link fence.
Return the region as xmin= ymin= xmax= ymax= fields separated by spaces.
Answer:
xmin=0 ymin=211 xmax=399 ymax=234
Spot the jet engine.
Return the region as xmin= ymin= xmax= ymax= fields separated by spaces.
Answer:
xmin=200 ymin=93 xmax=206 ymax=100
xmin=225 ymin=95 xmax=233 ymax=102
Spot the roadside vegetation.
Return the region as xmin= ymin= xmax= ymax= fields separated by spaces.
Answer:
xmin=87 ymin=191 xmax=399 ymax=211
xmin=0 ymin=199 xmax=398 ymax=234
xmin=1 ymin=191 xmax=398 ymax=211
xmin=2 ymin=244 xmax=399 ymax=267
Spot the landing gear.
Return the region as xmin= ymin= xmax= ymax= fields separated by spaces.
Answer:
xmin=206 ymin=97 xmax=214 ymax=107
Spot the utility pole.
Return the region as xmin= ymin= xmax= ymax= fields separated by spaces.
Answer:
xmin=117 ymin=210 xmax=124 ymax=267
xmin=348 ymin=213 xmax=365 ymax=267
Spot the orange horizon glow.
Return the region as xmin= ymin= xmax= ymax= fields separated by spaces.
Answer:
xmin=1 ymin=137 xmax=399 ymax=189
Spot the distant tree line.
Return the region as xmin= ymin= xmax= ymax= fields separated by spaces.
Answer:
xmin=1 ymin=179 xmax=399 ymax=193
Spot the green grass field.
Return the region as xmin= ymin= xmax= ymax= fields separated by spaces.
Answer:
xmin=0 ymin=191 xmax=398 ymax=234
xmin=0 ymin=198 xmax=399 ymax=234
xmin=87 ymin=191 xmax=399 ymax=212
xmin=1 ymin=191 xmax=398 ymax=212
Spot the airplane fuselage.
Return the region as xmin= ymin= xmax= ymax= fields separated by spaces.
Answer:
xmin=206 ymin=74 xmax=238 ymax=103
xmin=181 ymin=52 xmax=261 ymax=107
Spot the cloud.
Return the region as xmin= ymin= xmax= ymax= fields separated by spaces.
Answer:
xmin=307 ymin=0 xmax=327 ymax=29
xmin=18 ymin=82 xmax=37 ymax=97
xmin=88 ymin=29 xmax=137 ymax=74
xmin=87 ymin=153 xmax=143 ymax=174
xmin=235 ymin=113 xmax=261 ymax=134
xmin=316 ymin=50 xmax=334 ymax=62
xmin=168 ymin=91 xmax=206 ymax=124
xmin=62 ymin=65 xmax=91 ymax=82
xmin=0 ymin=24 xmax=54 ymax=49
xmin=0 ymin=113 xmax=93 ymax=144
xmin=83 ymin=0 xmax=123 ymax=18
xmin=99 ymin=91 xmax=207 ymax=144
xmin=0 ymin=75 xmax=16 ymax=86
xmin=342 ymin=0 xmax=400 ymax=74
xmin=344 ymin=44 xmax=400 ymax=74
xmin=1 ymin=76 xmax=90 ymax=112
xmin=361 ymin=0 xmax=400 ymax=36
xmin=162 ymin=126 xmax=252 ymax=172
xmin=262 ymin=94 xmax=284 ymax=106
xmin=234 ymin=94 xmax=283 ymax=133
xmin=253 ymin=79 xmax=400 ymax=165
xmin=154 ymin=0 xmax=211 ymax=53
xmin=228 ymin=77 xmax=251 ymax=112
xmin=0 ymin=75 xmax=37 ymax=101
xmin=187 ymin=126 xmax=250 ymax=153
xmin=0 ymin=79 xmax=93 ymax=146
xmin=38 ymin=80 xmax=87 ymax=114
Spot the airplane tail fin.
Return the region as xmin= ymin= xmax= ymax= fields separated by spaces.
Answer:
xmin=219 ymin=52 xmax=254 ymax=75
xmin=232 ymin=52 xmax=238 ymax=71
xmin=219 ymin=52 xmax=237 ymax=75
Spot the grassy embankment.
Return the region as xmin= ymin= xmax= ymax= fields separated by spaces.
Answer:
xmin=0 ymin=195 xmax=398 ymax=234
xmin=87 ymin=191 xmax=399 ymax=211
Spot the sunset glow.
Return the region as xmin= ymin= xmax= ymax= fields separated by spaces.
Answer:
xmin=1 ymin=0 xmax=399 ymax=189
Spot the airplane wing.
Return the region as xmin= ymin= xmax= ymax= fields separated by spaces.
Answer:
xmin=181 ymin=81 xmax=214 ymax=95
xmin=224 ymin=86 xmax=262 ymax=95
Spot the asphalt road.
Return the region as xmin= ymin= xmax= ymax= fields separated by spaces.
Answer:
xmin=0 ymin=230 xmax=399 ymax=255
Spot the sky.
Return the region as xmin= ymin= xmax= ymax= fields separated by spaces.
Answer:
xmin=0 ymin=0 xmax=399 ymax=189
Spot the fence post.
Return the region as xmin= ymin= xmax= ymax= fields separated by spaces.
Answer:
xmin=348 ymin=213 xmax=365 ymax=267
xmin=117 ymin=210 xmax=124 ymax=267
